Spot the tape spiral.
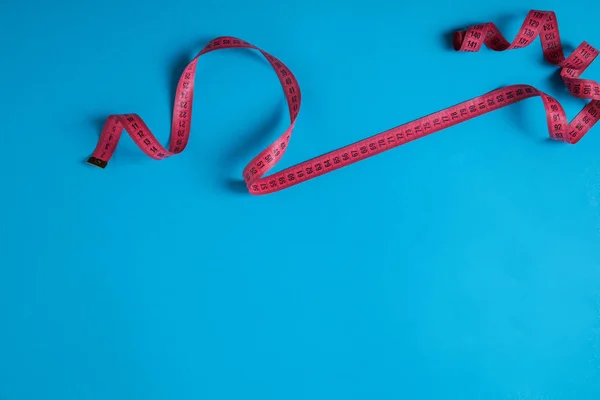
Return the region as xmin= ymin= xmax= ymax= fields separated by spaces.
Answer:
xmin=87 ymin=10 xmax=600 ymax=195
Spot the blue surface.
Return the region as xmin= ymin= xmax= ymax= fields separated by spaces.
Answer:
xmin=1 ymin=0 xmax=600 ymax=399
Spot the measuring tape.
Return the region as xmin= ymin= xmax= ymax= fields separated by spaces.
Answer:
xmin=87 ymin=10 xmax=600 ymax=195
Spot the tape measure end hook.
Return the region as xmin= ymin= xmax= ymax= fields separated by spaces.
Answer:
xmin=87 ymin=157 xmax=107 ymax=169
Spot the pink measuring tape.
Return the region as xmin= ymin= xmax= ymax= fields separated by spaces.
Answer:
xmin=87 ymin=10 xmax=600 ymax=195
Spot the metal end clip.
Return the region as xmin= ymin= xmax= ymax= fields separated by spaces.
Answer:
xmin=87 ymin=157 xmax=108 ymax=169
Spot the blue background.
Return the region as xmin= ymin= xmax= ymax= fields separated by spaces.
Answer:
xmin=1 ymin=0 xmax=600 ymax=399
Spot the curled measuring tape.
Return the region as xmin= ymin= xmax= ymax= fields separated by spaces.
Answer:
xmin=87 ymin=10 xmax=600 ymax=195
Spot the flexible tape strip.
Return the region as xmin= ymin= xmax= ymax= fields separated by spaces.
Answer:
xmin=87 ymin=10 xmax=600 ymax=195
